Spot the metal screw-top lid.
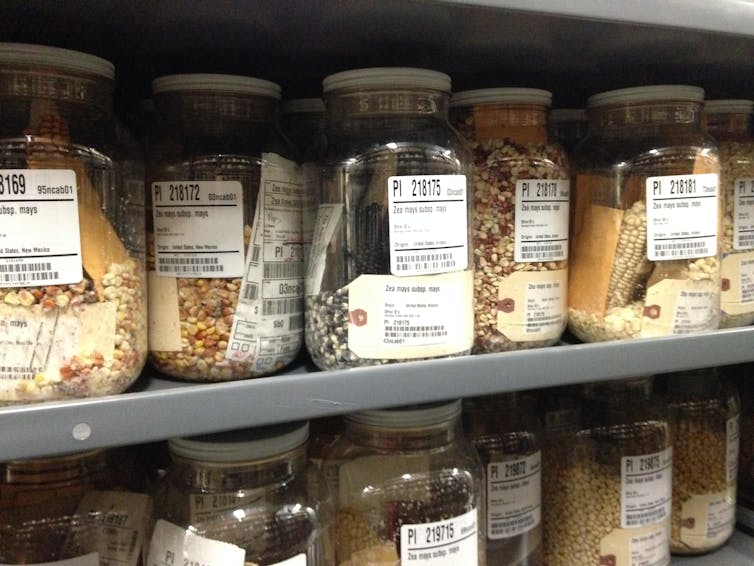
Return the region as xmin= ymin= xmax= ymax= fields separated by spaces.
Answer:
xmin=323 ymin=67 xmax=451 ymax=93
xmin=0 ymin=43 xmax=114 ymax=80
xmin=347 ymin=400 xmax=462 ymax=429
xmin=281 ymin=98 xmax=325 ymax=114
xmin=704 ymin=99 xmax=754 ymax=115
xmin=169 ymin=421 xmax=309 ymax=463
xmin=588 ymin=85 xmax=704 ymax=108
xmin=451 ymin=88 xmax=552 ymax=107
xmin=152 ymin=73 xmax=281 ymax=99
xmin=549 ymin=108 xmax=588 ymax=123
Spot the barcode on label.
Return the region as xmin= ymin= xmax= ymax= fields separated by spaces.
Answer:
xmin=395 ymin=252 xmax=455 ymax=272
xmin=490 ymin=515 xmax=536 ymax=537
xmin=156 ymin=257 xmax=224 ymax=273
xmin=289 ymin=314 xmax=304 ymax=331
xmin=384 ymin=325 xmax=448 ymax=338
xmin=654 ymin=241 xmax=708 ymax=257
xmin=520 ymin=244 xmax=563 ymax=260
xmin=264 ymin=262 xmax=304 ymax=279
xmin=0 ymin=262 xmax=59 ymax=283
xmin=625 ymin=508 xmax=666 ymax=527
xmin=244 ymin=283 xmax=259 ymax=300
xmin=157 ymin=257 xmax=220 ymax=265
xmin=251 ymin=245 xmax=261 ymax=263
xmin=0 ymin=365 xmax=38 ymax=373
xmin=263 ymin=298 xmax=301 ymax=316
xmin=739 ymin=234 xmax=754 ymax=244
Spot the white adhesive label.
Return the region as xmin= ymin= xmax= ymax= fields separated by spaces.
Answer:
xmin=269 ymin=555 xmax=306 ymax=566
xmin=727 ymin=415 xmax=740 ymax=484
xmin=305 ymin=203 xmax=343 ymax=294
xmin=0 ymin=554 xmax=100 ymax=566
xmin=152 ymin=180 xmax=244 ymax=277
xmin=733 ymin=177 xmax=754 ymax=250
xmin=347 ymin=271 xmax=473 ymax=359
xmin=646 ymin=174 xmax=718 ymax=261
xmin=0 ymin=169 xmax=82 ymax=287
xmin=189 ymin=492 xmax=245 ymax=524
xmin=63 ymin=490 xmax=152 ymax=566
xmin=514 ymin=179 xmax=569 ymax=262
xmin=227 ymin=154 xmax=304 ymax=373
xmin=400 ymin=508 xmax=478 ymax=565
xmin=0 ymin=302 xmax=116 ymax=396
xmin=146 ymin=520 xmax=245 ymax=566
xmin=388 ymin=175 xmax=468 ymax=276
xmin=487 ymin=452 xmax=541 ymax=540
xmin=621 ymin=448 xmax=672 ymax=528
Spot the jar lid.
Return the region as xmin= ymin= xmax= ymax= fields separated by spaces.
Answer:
xmin=450 ymin=88 xmax=552 ymax=107
xmin=0 ymin=43 xmax=114 ymax=80
xmin=549 ymin=108 xmax=588 ymax=123
xmin=588 ymin=85 xmax=704 ymax=108
xmin=281 ymin=98 xmax=325 ymax=114
xmin=323 ymin=67 xmax=451 ymax=93
xmin=152 ymin=74 xmax=281 ymax=98
xmin=169 ymin=421 xmax=309 ymax=463
xmin=347 ymin=400 xmax=462 ymax=429
xmin=705 ymin=99 xmax=754 ymax=114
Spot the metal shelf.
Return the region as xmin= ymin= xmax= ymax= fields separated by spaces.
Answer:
xmin=1 ymin=327 xmax=752 ymax=460
xmin=671 ymin=529 xmax=753 ymax=565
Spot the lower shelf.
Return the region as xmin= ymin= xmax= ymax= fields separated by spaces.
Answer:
xmin=671 ymin=527 xmax=753 ymax=564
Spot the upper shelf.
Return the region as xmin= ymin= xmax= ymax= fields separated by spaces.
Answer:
xmin=2 ymin=327 xmax=753 ymax=461
xmin=3 ymin=0 xmax=754 ymax=108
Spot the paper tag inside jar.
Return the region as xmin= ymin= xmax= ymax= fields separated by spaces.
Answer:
xmin=346 ymin=271 xmax=473 ymax=359
xmin=621 ymin=448 xmax=672 ymax=528
xmin=514 ymin=179 xmax=569 ymax=262
xmin=146 ymin=520 xmax=245 ymax=566
xmin=727 ymin=415 xmax=740 ymax=484
xmin=147 ymin=272 xmax=182 ymax=351
xmin=267 ymin=554 xmax=306 ymax=566
xmin=388 ymin=175 xmax=468 ymax=276
xmin=0 ymin=169 xmax=82 ymax=287
xmin=0 ymin=553 xmax=101 ymax=566
xmin=733 ymin=177 xmax=754 ymax=250
xmin=400 ymin=508 xmax=478 ymax=565
xmin=62 ymin=490 xmax=152 ymax=566
xmin=640 ymin=278 xmax=719 ymax=337
xmin=189 ymin=491 xmax=256 ymax=525
xmin=487 ymin=452 xmax=541 ymax=540
xmin=496 ymin=269 xmax=566 ymax=342
xmin=600 ymin=524 xmax=669 ymax=566
xmin=645 ymin=174 xmax=719 ymax=261
xmin=0 ymin=301 xmax=116 ymax=398
xmin=228 ymin=153 xmax=304 ymax=373
xmin=721 ymin=251 xmax=754 ymax=314
xmin=151 ymin=180 xmax=245 ymax=278
xmin=679 ymin=491 xmax=736 ymax=549
xmin=305 ymin=203 xmax=343 ymax=295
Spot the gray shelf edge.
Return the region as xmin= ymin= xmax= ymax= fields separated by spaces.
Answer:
xmin=1 ymin=327 xmax=753 ymax=460
xmin=444 ymin=0 xmax=754 ymax=36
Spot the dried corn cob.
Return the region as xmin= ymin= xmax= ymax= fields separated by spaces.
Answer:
xmin=606 ymin=200 xmax=649 ymax=309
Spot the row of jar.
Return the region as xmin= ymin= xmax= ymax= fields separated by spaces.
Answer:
xmin=1 ymin=367 xmax=750 ymax=566
xmin=1 ymin=42 xmax=754 ymax=402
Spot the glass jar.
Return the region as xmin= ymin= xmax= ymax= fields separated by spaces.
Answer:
xmin=281 ymin=98 xmax=326 ymax=156
xmin=322 ymin=400 xmax=484 ymax=565
xmin=704 ymin=99 xmax=754 ymax=327
xmin=450 ymin=89 xmax=569 ymax=354
xmin=147 ymin=74 xmax=303 ymax=381
xmin=0 ymin=448 xmax=149 ymax=564
xmin=0 ymin=43 xmax=146 ymax=403
xmin=657 ymin=367 xmax=739 ymax=554
xmin=569 ymin=85 xmax=721 ymax=342
xmin=548 ymin=109 xmax=588 ymax=156
xmin=733 ymin=363 xmax=754 ymax=510
xmin=307 ymin=416 xmax=344 ymax=501
xmin=305 ymin=68 xmax=474 ymax=370
xmin=544 ymin=377 xmax=672 ymax=566
xmin=150 ymin=422 xmax=323 ymax=566
xmin=463 ymin=393 xmax=543 ymax=566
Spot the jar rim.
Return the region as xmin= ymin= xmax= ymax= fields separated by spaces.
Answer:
xmin=169 ymin=421 xmax=309 ymax=463
xmin=347 ymin=399 xmax=461 ymax=428
xmin=152 ymin=73 xmax=281 ymax=99
xmin=0 ymin=42 xmax=114 ymax=80
xmin=704 ymin=99 xmax=754 ymax=115
xmin=450 ymin=88 xmax=551 ymax=107
xmin=281 ymin=97 xmax=325 ymax=114
xmin=323 ymin=67 xmax=451 ymax=93
xmin=549 ymin=108 xmax=587 ymax=122
xmin=588 ymin=85 xmax=704 ymax=108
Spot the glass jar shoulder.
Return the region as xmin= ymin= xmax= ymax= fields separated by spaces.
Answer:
xmin=577 ymin=418 xmax=670 ymax=454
